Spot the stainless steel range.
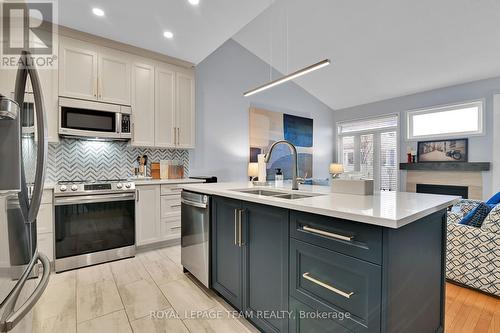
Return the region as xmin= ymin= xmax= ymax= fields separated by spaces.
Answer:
xmin=54 ymin=179 xmax=136 ymax=272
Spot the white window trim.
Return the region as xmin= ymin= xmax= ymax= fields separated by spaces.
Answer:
xmin=406 ymin=99 xmax=485 ymax=141
xmin=337 ymin=113 xmax=400 ymax=191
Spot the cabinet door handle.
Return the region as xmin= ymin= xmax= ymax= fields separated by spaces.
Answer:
xmin=302 ymin=225 xmax=354 ymax=242
xmin=238 ymin=209 xmax=245 ymax=246
xmin=234 ymin=209 xmax=238 ymax=246
xmin=302 ymin=272 xmax=354 ymax=299
xmin=136 ymin=190 xmax=140 ymax=202
xmin=177 ymin=127 xmax=180 ymax=145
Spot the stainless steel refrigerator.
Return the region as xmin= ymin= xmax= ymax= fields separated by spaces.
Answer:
xmin=0 ymin=52 xmax=50 ymax=332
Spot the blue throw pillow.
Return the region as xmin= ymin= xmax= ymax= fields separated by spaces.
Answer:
xmin=460 ymin=202 xmax=492 ymax=227
xmin=486 ymin=192 xmax=500 ymax=205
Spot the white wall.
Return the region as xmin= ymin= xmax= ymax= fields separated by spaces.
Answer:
xmin=190 ymin=39 xmax=335 ymax=182
xmin=333 ymin=76 xmax=500 ymax=199
xmin=493 ymin=94 xmax=500 ymax=192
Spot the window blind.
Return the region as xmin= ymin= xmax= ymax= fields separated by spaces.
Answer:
xmin=338 ymin=115 xmax=398 ymax=191
xmin=338 ymin=115 xmax=398 ymax=135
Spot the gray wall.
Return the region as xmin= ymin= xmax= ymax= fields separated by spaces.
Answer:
xmin=333 ymin=76 xmax=500 ymax=198
xmin=190 ymin=39 xmax=335 ymax=182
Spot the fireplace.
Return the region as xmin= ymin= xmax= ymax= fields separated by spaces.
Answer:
xmin=416 ymin=184 xmax=468 ymax=199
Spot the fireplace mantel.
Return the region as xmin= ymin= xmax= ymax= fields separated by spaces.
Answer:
xmin=399 ymin=162 xmax=490 ymax=172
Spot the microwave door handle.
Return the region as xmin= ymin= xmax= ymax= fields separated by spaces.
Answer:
xmin=116 ymin=112 xmax=121 ymax=134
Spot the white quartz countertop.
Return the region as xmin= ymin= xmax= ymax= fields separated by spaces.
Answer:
xmin=133 ymin=178 xmax=205 ymax=186
xmin=179 ymin=182 xmax=460 ymax=228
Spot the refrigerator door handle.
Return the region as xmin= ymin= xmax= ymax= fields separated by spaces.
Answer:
xmin=15 ymin=51 xmax=47 ymax=223
xmin=0 ymin=252 xmax=50 ymax=332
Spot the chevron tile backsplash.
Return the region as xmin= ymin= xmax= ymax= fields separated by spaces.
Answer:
xmin=42 ymin=138 xmax=189 ymax=182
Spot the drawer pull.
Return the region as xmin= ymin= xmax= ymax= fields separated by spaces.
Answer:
xmin=302 ymin=272 xmax=354 ymax=299
xmin=171 ymin=204 xmax=181 ymax=208
xmin=238 ymin=209 xmax=245 ymax=246
xmin=234 ymin=209 xmax=238 ymax=246
xmin=302 ymin=225 xmax=353 ymax=242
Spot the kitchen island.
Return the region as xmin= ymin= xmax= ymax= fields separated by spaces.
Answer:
xmin=180 ymin=182 xmax=459 ymax=333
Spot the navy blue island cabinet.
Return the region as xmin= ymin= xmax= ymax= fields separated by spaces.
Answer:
xmin=211 ymin=196 xmax=447 ymax=333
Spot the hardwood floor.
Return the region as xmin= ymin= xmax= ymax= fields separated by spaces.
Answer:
xmin=445 ymin=282 xmax=500 ymax=332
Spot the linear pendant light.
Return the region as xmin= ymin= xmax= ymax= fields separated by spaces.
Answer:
xmin=243 ymin=59 xmax=330 ymax=97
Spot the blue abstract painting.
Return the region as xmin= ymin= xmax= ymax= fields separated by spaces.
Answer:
xmin=283 ymin=114 xmax=313 ymax=147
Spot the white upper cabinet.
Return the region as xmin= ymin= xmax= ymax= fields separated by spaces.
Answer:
xmin=59 ymin=37 xmax=131 ymax=106
xmin=131 ymin=59 xmax=155 ymax=147
xmin=155 ymin=65 xmax=176 ymax=148
xmin=98 ymin=48 xmax=131 ymax=105
xmin=175 ymin=70 xmax=195 ymax=149
xmin=58 ymin=35 xmax=195 ymax=148
xmin=39 ymin=67 xmax=59 ymax=142
xmin=59 ymin=36 xmax=98 ymax=101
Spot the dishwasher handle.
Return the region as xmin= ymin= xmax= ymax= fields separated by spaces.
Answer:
xmin=181 ymin=198 xmax=207 ymax=209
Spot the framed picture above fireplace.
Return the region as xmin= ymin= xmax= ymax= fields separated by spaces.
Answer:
xmin=417 ymin=138 xmax=468 ymax=162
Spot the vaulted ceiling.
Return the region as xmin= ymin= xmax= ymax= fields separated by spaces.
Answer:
xmin=59 ymin=0 xmax=271 ymax=64
xmin=59 ymin=0 xmax=500 ymax=110
xmin=233 ymin=0 xmax=500 ymax=109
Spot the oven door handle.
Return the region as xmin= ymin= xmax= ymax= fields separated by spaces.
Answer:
xmin=54 ymin=193 xmax=136 ymax=206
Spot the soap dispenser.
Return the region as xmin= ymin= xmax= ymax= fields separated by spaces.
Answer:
xmin=275 ymin=168 xmax=283 ymax=187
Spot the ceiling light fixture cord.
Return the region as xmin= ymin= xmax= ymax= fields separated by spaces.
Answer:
xmin=269 ymin=0 xmax=274 ymax=82
xmin=286 ymin=0 xmax=289 ymax=74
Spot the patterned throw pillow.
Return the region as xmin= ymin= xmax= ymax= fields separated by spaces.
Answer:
xmin=459 ymin=202 xmax=491 ymax=228
xmin=456 ymin=199 xmax=481 ymax=215
xmin=482 ymin=204 xmax=500 ymax=234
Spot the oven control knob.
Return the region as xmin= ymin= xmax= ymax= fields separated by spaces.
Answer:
xmin=71 ymin=185 xmax=78 ymax=191
xmin=125 ymin=183 xmax=131 ymax=189
xmin=60 ymin=185 xmax=67 ymax=192
xmin=116 ymin=183 xmax=123 ymax=189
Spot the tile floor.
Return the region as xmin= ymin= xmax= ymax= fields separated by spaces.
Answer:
xmin=31 ymin=245 xmax=259 ymax=333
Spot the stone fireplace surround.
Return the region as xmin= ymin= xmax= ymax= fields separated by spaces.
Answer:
xmin=400 ymin=162 xmax=491 ymax=200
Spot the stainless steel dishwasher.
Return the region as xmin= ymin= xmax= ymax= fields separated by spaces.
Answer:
xmin=181 ymin=191 xmax=210 ymax=287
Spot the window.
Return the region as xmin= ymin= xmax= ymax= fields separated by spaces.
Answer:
xmin=407 ymin=100 xmax=484 ymax=140
xmin=338 ymin=115 xmax=398 ymax=191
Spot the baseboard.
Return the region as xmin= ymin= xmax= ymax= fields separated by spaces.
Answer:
xmin=136 ymin=238 xmax=181 ymax=253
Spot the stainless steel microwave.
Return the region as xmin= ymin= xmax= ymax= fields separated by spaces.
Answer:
xmin=58 ymin=97 xmax=131 ymax=140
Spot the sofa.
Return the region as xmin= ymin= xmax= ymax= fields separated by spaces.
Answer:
xmin=446 ymin=199 xmax=500 ymax=296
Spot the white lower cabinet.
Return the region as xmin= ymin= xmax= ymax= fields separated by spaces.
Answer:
xmin=37 ymin=190 xmax=54 ymax=262
xmin=160 ymin=217 xmax=181 ymax=240
xmin=135 ymin=185 xmax=161 ymax=246
xmin=160 ymin=195 xmax=181 ymax=219
xmin=37 ymin=233 xmax=54 ymax=262
xmin=136 ymin=183 xmax=189 ymax=246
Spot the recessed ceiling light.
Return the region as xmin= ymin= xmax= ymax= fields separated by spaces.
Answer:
xmin=188 ymin=0 xmax=200 ymax=5
xmin=163 ymin=31 xmax=174 ymax=39
xmin=92 ymin=8 xmax=105 ymax=17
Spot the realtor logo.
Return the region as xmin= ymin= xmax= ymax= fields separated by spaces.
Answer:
xmin=1 ymin=0 xmax=58 ymax=69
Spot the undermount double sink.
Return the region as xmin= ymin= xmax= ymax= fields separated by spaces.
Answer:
xmin=232 ymin=188 xmax=325 ymax=200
